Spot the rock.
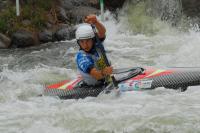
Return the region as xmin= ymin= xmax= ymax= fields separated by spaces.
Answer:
xmin=11 ymin=30 xmax=38 ymax=48
xmin=60 ymin=0 xmax=74 ymax=10
xmin=60 ymin=0 xmax=99 ymax=11
xmin=105 ymin=0 xmax=126 ymax=11
xmin=68 ymin=6 xmax=99 ymax=23
xmin=46 ymin=22 xmax=53 ymax=29
xmin=0 ymin=42 xmax=5 ymax=48
xmin=70 ymin=0 xmax=95 ymax=7
xmin=69 ymin=26 xmax=76 ymax=39
xmin=0 ymin=33 xmax=11 ymax=48
xmin=87 ymin=0 xmax=98 ymax=8
xmin=46 ymin=13 xmax=56 ymax=25
xmin=0 ymin=0 xmax=8 ymax=11
xmin=38 ymin=30 xmax=53 ymax=43
xmin=22 ymin=20 xmax=31 ymax=26
xmin=54 ymin=25 xmax=75 ymax=41
xmin=182 ymin=0 xmax=200 ymax=17
xmin=57 ymin=7 xmax=69 ymax=22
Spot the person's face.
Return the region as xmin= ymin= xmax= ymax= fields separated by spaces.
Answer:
xmin=79 ymin=39 xmax=93 ymax=52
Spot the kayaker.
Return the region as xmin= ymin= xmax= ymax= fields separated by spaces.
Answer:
xmin=75 ymin=15 xmax=113 ymax=86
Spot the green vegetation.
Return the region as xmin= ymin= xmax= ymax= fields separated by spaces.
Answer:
xmin=0 ymin=7 xmax=16 ymax=34
xmin=0 ymin=0 xmax=58 ymax=36
xmin=0 ymin=18 xmax=8 ymax=33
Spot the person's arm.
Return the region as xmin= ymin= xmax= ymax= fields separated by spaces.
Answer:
xmin=76 ymin=52 xmax=112 ymax=80
xmin=84 ymin=15 xmax=106 ymax=39
xmin=94 ymin=20 xmax=106 ymax=39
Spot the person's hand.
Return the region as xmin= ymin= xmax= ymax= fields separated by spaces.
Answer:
xmin=84 ymin=14 xmax=97 ymax=24
xmin=102 ymin=66 xmax=113 ymax=76
xmin=90 ymin=68 xmax=103 ymax=80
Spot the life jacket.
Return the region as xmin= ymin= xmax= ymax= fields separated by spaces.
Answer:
xmin=76 ymin=48 xmax=110 ymax=86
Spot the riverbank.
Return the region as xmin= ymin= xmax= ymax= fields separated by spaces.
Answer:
xmin=0 ymin=0 xmax=101 ymax=48
xmin=0 ymin=0 xmax=200 ymax=49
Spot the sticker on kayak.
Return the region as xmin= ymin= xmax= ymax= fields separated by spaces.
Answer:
xmin=118 ymin=80 xmax=153 ymax=91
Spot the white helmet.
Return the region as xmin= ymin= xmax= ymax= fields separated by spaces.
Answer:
xmin=75 ymin=23 xmax=95 ymax=40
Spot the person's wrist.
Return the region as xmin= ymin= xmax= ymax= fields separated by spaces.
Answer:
xmin=101 ymin=70 xmax=105 ymax=76
xmin=93 ymin=20 xmax=98 ymax=25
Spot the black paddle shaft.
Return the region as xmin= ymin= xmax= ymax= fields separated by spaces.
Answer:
xmin=91 ymin=25 xmax=118 ymax=87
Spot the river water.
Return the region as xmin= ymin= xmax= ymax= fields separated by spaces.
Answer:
xmin=0 ymin=10 xmax=200 ymax=133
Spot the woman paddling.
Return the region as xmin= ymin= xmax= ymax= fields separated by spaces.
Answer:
xmin=75 ymin=15 xmax=113 ymax=86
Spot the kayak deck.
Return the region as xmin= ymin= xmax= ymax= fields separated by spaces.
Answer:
xmin=44 ymin=81 xmax=105 ymax=99
xmin=44 ymin=67 xmax=200 ymax=99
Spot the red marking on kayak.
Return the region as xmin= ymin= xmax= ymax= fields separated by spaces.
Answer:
xmin=146 ymin=71 xmax=174 ymax=78
xmin=129 ymin=68 xmax=175 ymax=80
xmin=128 ymin=67 xmax=156 ymax=80
xmin=47 ymin=80 xmax=70 ymax=89
xmin=66 ymin=77 xmax=82 ymax=90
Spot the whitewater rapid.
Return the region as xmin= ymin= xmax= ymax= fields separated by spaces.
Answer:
xmin=0 ymin=13 xmax=200 ymax=133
